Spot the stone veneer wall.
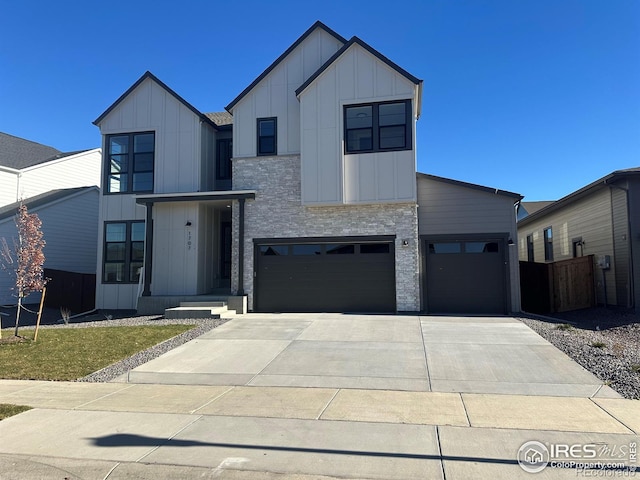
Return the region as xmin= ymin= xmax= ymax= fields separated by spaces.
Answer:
xmin=231 ymin=155 xmax=420 ymax=311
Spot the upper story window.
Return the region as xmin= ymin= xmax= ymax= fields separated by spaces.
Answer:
xmin=344 ymin=100 xmax=412 ymax=154
xmin=106 ymin=132 xmax=154 ymax=194
xmin=257 ymin=118 xmax=277 ymax=156
xmin=103 ymin=221 xmax=145 ymax=283
xmin=216 ymin=138 xmax=232 ymax=181
xmin=544 ymin=227 xmax=553 ymax=261
xmin=526 ymin=234 xmax=534 ymax=262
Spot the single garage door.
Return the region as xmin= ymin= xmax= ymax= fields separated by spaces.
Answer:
xmin=424 ymin=237 xmax=507 ymax=314
xmin=254 ymin=238 xmax=396 ymax=312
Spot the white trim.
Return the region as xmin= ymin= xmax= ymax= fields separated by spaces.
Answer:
xmin=20 ymin=148 xmax=101 ymax=172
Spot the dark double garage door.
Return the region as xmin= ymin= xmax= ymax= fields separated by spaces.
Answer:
xmin=254 ymin=238 xmax=396 ymax=313
xmin=424 ymin=236 xmax=508 ymax=314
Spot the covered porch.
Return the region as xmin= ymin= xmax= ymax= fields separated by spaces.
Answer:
xmin=135 ymin=190 xmax=255 ymax=314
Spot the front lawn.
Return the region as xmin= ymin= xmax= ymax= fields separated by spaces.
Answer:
xmin=0 ymin=403 xmax=31 ymax=420
xmin=0 ymin=325 xmax=194 ymax=380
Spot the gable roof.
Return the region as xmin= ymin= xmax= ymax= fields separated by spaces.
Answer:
xmin=295 ymin=36 xmax=422 ymax=97
xmin=93 ymin=71 xmax=218 ymax=129
xmin=521 ymin=201 xmax=554 ymax=215
xmin=225 ymin=21 xmax=347 ymax=113
xmin=518 ymin=168 xmax=640 ymax=227
xmin=0 ymin=186 xmax=98 ymax=223
xmin=417 ymin=172 xmax=522 ymax=201
xmin=0 ymin=132 xmax=62 ymax=169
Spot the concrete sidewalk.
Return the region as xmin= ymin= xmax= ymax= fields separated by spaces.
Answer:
xmin=0 ymin=381 xmax=638 ymax=479
xmin=0 ymin=314 xmax=638 ymax=479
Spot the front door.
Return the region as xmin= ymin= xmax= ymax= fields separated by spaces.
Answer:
xmin=219 ymin=221 xmax=232 ymax=285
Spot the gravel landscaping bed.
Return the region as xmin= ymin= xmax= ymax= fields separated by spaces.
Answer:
xmin=520 ymin=308 xmax=640 ymax=399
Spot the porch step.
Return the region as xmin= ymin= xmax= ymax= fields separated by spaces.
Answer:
xmin=164 ymin=304 xmax=236 ymax=320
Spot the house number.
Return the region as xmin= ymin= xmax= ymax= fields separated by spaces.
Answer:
xmin=187 ymin=230 xmax=192 ymax=250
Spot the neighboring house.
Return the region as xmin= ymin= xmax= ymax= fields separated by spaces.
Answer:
xmin=0 ymin=187 xmax=100 ymax=306
xmin=93 ymin=21 xmax=522 ymax=315
xmin=517 ymin=168 xmax=640 ymax=309
xmin=0 ymin=132 xmax=101 ymax=206
xmin=516 ymin=201 xmax=554 ymax=221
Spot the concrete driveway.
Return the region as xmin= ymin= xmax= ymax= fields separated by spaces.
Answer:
xmin=1 ymin=313 xmax=638 ymax=479
xmin=127 ymin=313 xmax=615 ymax=398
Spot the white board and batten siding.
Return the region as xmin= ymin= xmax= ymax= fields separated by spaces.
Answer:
xmin=19 ymin=149 xmax=101 ymax=200
xmin=95 ymin=77 xmax=208 ymax=310
xmin=517 ymin=188 xmax=617 ymax=306
xmin=299 ymin=44 xmax=418 ymax=205
xmin=417 ymin=175 xmax=521 ymax=312
xmin=0 ymin=188 xmax=99 ymax=306
xmin=97 ymin=77 xmax=204 ymax=195
xmin=231 ymin=28 xmax=344 ymax=159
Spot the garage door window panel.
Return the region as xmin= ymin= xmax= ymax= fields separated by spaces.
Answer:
xmin=429 ymin=242 xmax=461 ymax=254
xmin=465 ymin=241 xmax=499 ymax=253
xmin=326 ymin=244 xmax=355 ymax=255
xmin=292 ymin=244 xmax=322 ymax=255
xmin=260 ymin=245 xmax=288 ymax=256
xmin=360 ymin=243 xmax=391 ymax=254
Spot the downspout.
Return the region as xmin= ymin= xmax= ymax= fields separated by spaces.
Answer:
xmin=16 ymin=171 xmax=22 ymax=202
xmin=142 ymin=202 xmax=153 ymax=296
xmin=607 ymin=182 xmax=634 ymax=309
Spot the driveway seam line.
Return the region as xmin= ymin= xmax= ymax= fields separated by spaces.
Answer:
xmin=316 ymin=389 xmax=341 ymax=420
xmin=189 ymin=386 xmax=236 ymax=414
xmin=435 ymin=425 xmax=447 ymax=480
xmin=246 ymin=340 xmax=295 ymax=386
xmin=589 ymin=398 xmax=637 ymax=434
xmin=459 ymin=393 xmax=472 ymax=427
xmin=418 ymin=317 xmax=433 ymax=391
xmin=74 ymin=384 xmax=136 ymax=410
xmin=134 ymin=414 xmax=204 ymax=463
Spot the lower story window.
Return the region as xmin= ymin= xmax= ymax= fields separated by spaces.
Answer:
xmin=103 ymin=221 xmax=145 ymax=283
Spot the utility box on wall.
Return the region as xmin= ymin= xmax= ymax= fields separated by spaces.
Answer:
xmin=597 ymin=255 xmax=611 ymax=270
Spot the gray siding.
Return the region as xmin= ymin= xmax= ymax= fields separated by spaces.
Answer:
xmin=626 ymin=178 xmax=640 ymax=310
xmin=0 ymin=188 xmax=99 ymax=305
xmin=517 ymin=188 xmax=617 ymax=306
xmin=611 ymin=184 xmax=631 ymax=307
xmin=417 ymin=175 xmax=520 ymax=313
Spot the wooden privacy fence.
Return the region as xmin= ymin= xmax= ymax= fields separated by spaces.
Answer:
xmin=43 ymin=268 xmax=96 ymax=313
xmin=520 ymin=255 xmax=595 ymax=314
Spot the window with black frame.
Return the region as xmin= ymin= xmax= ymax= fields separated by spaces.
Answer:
xmin=344 ymin=100 xmax=411 ymax=154
xmin=106 ymin=132 xmax=154 ymax=193
xmin=257 ymin=118 xmax=277 ymax=156
xmin=103 ymin=221 xmax=145 ymax=283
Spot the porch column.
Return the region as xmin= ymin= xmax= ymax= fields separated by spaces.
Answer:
xmin=143 ymin=202 xmax=153 ymax=296
xmin=237 ymin=197 xmax=245 ymax=296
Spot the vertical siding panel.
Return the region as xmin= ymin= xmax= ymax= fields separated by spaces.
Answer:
xmin=611 ymin=186 xmax=630 ymax=306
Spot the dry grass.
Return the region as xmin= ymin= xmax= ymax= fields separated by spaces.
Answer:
xmin=0 ymin=324 xmax=194 ymax=381
xmin=0 ymin=403 xmax=31 ymax=420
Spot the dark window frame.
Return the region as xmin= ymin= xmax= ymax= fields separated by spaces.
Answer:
xmin=257 ymin=117 xmax=277 ymax=156
xmin=216 ymin=138 xmax=232 ymax=180
xmin=103 ymin=220 xmax=145 ymax=284
xmin=544 ymin=227 xmax=554 ymax=262
xmin=526 ymin=234 xmax=534 ymax=262
xmin=105 ymin=132 xmax=155 ymax=194
xmin=344 ymin=99 xmax=412 ymax=154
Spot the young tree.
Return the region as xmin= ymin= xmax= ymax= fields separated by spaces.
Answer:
xmin=0 ymin=203 xmax=47 ymax=337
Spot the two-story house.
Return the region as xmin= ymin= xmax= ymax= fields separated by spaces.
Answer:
xmin=0 ymin=132 xmax=101 ymax=307
xmin=93 ymin=21 xmax=522 ymax=315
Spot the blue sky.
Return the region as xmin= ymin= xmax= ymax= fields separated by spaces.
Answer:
xmin=0 ymin=0 xmax=637 ymax=201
